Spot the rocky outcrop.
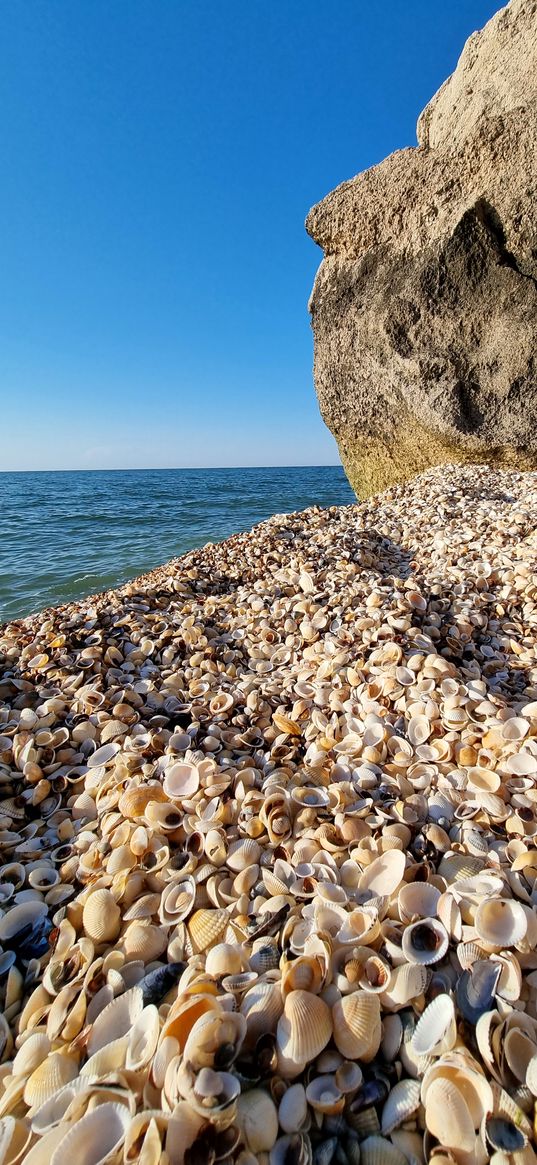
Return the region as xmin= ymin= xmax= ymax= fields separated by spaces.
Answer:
xmin=306 ymin=0 xmax=537 ymax=496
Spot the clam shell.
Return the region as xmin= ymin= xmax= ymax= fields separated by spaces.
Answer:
xmin=49 ymin=1101 xmax=130 ymax=1165
xmin=332 ymin=991 xmax=381 ymax=1061
xmin=424 ymin=1077 xmax=476 ymax=1152
xmin=380 ymin=962 xmax=429 ymax=1007
xmin=359 ymin=850 xmax=406 ymax=897
xmin=241 ymin=980 xmax=284 ymax=1045
xmin=82 ymin=889 xmax=121 ymax=944
xmin=188 ymin=908 xmax=229 ymax=952
xmin=23 ymin=1052 xmax=79 ymax=1109
xmin=278 ymin=1082 xmax=307 ymax=1134
xmin=381 ymin=1079 xmax=421 ymax=1134
xmin=206 ymin=942 xmax=243 ymax=978
xmin=411 ymin=994 xmax=456 ymax=1057
xmin=401 ymin=917 xmax=449 ymax=965
xmin=236 ymin=1088 xmax=279 ymax=1153
xmin=163 ymin=761 xmax=200 ymax=800
xmin=87 ymin=986 xmax=143 ymax=1056
xmin=360 ymin=1135 xmax=408 ymax=1165
xmin=276 ymin=990 xmax=332 ymax=1077
xmin=474 ymin=897 xmax=528 ymax=948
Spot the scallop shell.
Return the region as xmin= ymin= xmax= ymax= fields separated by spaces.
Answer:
xmin=226 ymin=839 xmax=261 ymax=872
xmin=121 ymin=921 xmax=168 ymax=963
xmin=82 ymin=889 xmax=121 ymax=944
xmin=332 ymin=991 xmax=381 ymax=1061
xmin=276 ymin=990 xmax=332 ymax=1077
xmin=49 ymin=1101 xmax=131 ymax=1165
xmin=474 ymin=897 xmax=528 ymax=948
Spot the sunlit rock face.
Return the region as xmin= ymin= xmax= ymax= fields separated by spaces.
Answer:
xmin=306 ymin=0 xmax=537 ymax=497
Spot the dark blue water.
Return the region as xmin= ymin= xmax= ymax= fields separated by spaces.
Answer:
xmin=0 ymin=466 xmax=355 ymax=622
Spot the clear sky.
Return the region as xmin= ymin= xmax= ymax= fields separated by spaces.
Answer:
xmin=1 ymin=0 xmax=501 ymax=471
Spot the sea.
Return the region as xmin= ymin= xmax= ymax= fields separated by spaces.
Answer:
xmin=0 ymin=466 xmax=355 ymax=623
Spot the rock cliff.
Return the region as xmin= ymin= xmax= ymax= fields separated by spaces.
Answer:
xmin=306 ymin=0 xmax=537 ymax=496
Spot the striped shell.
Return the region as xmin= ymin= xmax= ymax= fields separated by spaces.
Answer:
xmin=82 ymin=889 xmax=121 ymax=944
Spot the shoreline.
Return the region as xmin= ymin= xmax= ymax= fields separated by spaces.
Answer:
xmin=2 ymin=461 xmax=537 ymax=1162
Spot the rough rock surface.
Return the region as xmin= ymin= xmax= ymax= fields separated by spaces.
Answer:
xmin=306 ymin=0 xmax=537 ymax=497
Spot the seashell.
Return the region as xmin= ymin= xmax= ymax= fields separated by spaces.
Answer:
xmin=380 ymin=962 xmax=429 ymax=1008
xmin=226 ymin=839 xmax=261 ymax=872
xmin=332 ymin=991 xmax=381 ymax=1062
xmin=158 ymin=877 xmax=196 ymax=924
xmin=87 ymin=743 xmax=120 ymax=767
xmin=456 ymin=959 xmax=502 ymax=1024
xmin=81 ymin=1035 xmax=129 ymax=1081
xmin=126 ymin=1004 xmax=160 ymax=1070
xmin=411 ymin=994 xmax=456 ymax=1056
xmin=359 ymin=849 xmax=406 ymax=897
xmin=357 ymin=955 xmax=392 ymax=994
xmin=0 ymin=1116 xmax=35 ymax=1165
xmin=118 ymin=783 xmax=168 ymax=819
xmin=360 ymin=1135 xmax=408 ymax=1165
xmin=474 ymin=897 xmax=528 ymax=948
xmin=182 ymin=1008 xmax=246 ymax=1071
xmin=82 ymin=889 xmax=121 ymax=944
xmin=305 ymin=1075 xmax=344 ymax=1115
xmin=163 ymin=761 xmax=200 ymax=800
xmin=241 ymin=980 xmax=284 ymax=1045
xmin=206 ymin=942 xmax=243 ymax=978
xmin=0 ymin=899 xmax=48 ymax=943
xmin=269 ymin=1133 xmax=312 ymax=1165
xmin=87 ymin=986 xmax=143 ymax=1056
xmin=121 ymin=921 xmax=168 ymax=963
xmin=278 ymin=1082 xmax=308 ymax=1134
xmin=484 ymin=1114 xmax=527 ymax=1153
xmin=401 ymin=917 xmax=449 ymax=965
xmin=424 ymin=1077 xmax=476 ymax=1152
xmin=276 ymin=990 xmax=332 ymax=1077
xmin=381 ymin=1078 xmax=421 ymax=1134
xmin=23 ymin=1051 xmax=79 ymax=1109
xmin=236 ymin=1088 xmax=279 ymax=1153
xmin=188 ymin=908 xmax=229 ymax=952
xmin=49 ymin=1101 xmax=130 ymax=1165
xmin=12 ymin=1032 xmax=51 ymax=1078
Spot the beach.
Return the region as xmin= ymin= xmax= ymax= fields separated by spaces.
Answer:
xmin=2 ymin=462 xmax=537 ymax=1162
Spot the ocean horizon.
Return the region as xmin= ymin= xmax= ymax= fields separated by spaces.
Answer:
xmin=0 ymin=464 xmax=355 ymax=623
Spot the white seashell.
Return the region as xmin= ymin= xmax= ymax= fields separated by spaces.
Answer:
xmin=236 ymin=1088 xmax=279 ymax=1153
xmin=474 ymin=897 xmax=528 ymax=948
xmin=359 ymin=849 xmax=406 ymax=897
xmin=381 ymin=1078 xmax=421 ymax=1134
xmin=411 ymin=994 xmax=456 ymax=1056
xmin=401 ymin=917 xmax=449 ymax=965
xmin=49 ymin=1101 xmax=130 ymax=1165
xmin=87 ymin=986 xmax=143 ymax=1056
xmin=163 ymin=762 xmax=200 ymax=800
xmin=278 ymin=1082 xmax=308 ymax=1134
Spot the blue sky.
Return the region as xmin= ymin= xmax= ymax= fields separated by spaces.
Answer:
xmin=0 ymin=0 xmax=500 ymax=471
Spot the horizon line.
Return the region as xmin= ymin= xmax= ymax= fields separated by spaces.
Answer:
xmin=0 ymin=462 xmax=343 ymax=474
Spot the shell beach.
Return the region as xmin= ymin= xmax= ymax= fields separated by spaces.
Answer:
xmin=1 ymin=462 xmax=537 ymax=1165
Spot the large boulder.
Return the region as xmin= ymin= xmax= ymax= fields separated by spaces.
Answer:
xmin=306 ymin=0 xmax=537 ymax=496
